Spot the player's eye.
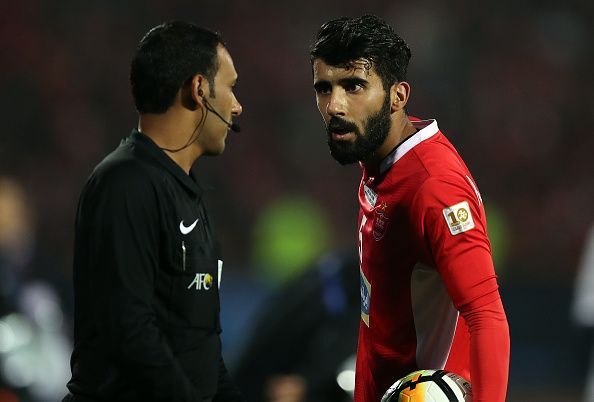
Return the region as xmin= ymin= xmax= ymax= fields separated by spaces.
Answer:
xmin=344 ymin=83 xmax=364 ymax=93
xmin=314 ymin=83 xmax=331 ymax=95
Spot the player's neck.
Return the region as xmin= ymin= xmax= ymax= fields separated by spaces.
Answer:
xmin=364 ymin=116 xmax=416 ymax=170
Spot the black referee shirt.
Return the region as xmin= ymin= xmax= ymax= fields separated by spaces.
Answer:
xmin=66 ymin=130 xmax=242 ymax=402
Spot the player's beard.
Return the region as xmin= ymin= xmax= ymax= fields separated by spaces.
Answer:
xmin=326 ymin=92 xmax=392 ymax=165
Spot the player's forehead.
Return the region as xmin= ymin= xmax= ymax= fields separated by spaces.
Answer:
xmin=312 ymin=58 xmax=378 ymax=83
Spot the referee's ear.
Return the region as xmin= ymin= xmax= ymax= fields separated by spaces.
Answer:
xmin=187 ymin=74 xmax=209 ymax=110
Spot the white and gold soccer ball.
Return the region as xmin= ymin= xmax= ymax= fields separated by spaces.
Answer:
xmin=381 ymin=369 xmax=472 ymax=402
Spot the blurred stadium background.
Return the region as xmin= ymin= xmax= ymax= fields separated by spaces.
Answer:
xmin=0 ymin=0 xmax=593 ymax=401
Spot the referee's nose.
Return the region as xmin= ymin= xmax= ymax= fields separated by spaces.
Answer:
xmin=231 ymin=93 xmax=242 ymax=117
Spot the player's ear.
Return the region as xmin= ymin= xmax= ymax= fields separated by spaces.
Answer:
xmin=391 ymin=81 xmax=410 ymax=113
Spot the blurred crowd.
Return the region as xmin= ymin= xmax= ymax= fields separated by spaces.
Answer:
xmin=1 ymin=0 xmax=593 ymax=401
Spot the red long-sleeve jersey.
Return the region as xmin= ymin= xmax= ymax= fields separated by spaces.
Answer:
xmin=354 ymin=119 xmax=509 ymax=402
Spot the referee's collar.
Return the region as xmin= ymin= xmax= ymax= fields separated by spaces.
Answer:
xmin=128 ymin=129 xmax=203 ymax=197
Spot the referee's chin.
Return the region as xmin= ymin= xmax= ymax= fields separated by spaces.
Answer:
xmin=200 ymin=132 xmax=229 ymax=156
xmin=203 ymin=142 xmax=227 ymax=156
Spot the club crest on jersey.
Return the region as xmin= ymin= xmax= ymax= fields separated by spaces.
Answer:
xmin=359 ymin=267 xmax=371 ymax=327
xmin=372 ymin=202 xmax=389 ymax=241
xmin=442 ymin=201 xmax=475 ymax=235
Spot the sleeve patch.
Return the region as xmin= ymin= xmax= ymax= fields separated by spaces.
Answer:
xmin=442 ymin=201 xmax=475 ymax=235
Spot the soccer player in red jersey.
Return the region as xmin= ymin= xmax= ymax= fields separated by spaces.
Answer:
xmin=310 ymin=15 xmax=509 ymax=402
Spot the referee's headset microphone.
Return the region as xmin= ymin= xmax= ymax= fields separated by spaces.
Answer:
xmin=198 ymin=88 xmax=241 ymax=133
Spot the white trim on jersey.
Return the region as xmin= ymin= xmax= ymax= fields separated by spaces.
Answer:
xmin=411 ymin=262 xmax=458 ymax=369
xmin=380 ymin=119 xmax=440 ymax=175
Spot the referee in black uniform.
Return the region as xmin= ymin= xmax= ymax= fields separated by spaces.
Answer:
xmin=63 ymin=21 xmax=243 ymax=402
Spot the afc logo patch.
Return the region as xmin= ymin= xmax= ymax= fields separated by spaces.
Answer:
xmin=187 ymin=273 xmax=214 ymax=290
xmin=372 ymin=202 xmax=389 ymax=241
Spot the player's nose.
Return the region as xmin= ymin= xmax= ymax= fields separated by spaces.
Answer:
xmin=326 ymin=89 xmax=347 ymax=117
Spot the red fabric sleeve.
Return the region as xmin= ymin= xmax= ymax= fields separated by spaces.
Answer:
xmin=411 ymin=175 xmax=509 ymax=401
xmin=460 ymin=292 xmax=510 ymax=402
xmin=411 ymin=176 xmax=497 ymax=308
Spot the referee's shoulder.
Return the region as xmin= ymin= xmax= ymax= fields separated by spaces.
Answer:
xmin=86 ymin=146 xmax=159 ymax=194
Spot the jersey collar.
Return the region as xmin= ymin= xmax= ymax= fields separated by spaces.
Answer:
xmin=128 ymin=129 xmax=203 ymax=197
xmin=379 ymin=119 xmax=439 ymax=175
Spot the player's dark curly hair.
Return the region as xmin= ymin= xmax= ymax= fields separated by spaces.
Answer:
xmin=130 ymin=21 xmax=224 ymax=114
xmin=310 ymin=15 xmax=411 ymax=90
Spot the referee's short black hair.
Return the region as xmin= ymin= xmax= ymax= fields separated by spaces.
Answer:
xmin=130 ymin=21 xmax=224 ymax=114
xmin=310 ymin=15 xmax=411 ymax=90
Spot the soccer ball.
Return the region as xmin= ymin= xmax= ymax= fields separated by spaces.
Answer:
xmin=381 ymin=369 xmax=472 ymax=402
